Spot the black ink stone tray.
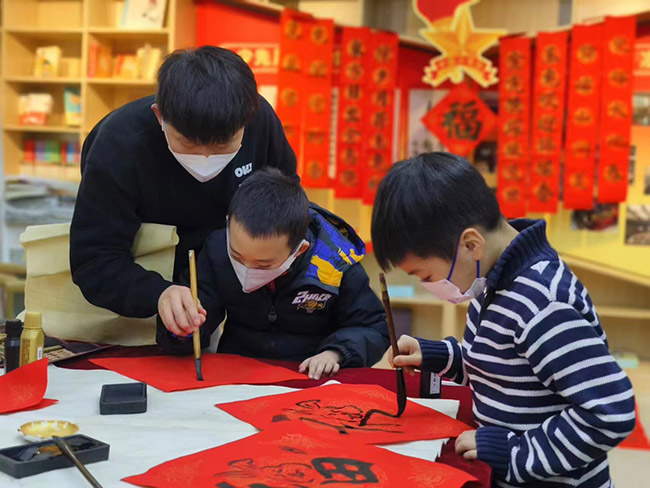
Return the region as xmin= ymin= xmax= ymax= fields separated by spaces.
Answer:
xmin=0 ymin=434 xmax=109 ymax=479
xmin=100 ymin=382 xmax=147 ymax=415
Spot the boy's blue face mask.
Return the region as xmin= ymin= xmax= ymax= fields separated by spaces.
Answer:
xmin=420 ymin=242 xmax=487 ymax=304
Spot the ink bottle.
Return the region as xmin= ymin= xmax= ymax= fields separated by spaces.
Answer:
xmin=4 ymin=319 xmax=23 ymax=373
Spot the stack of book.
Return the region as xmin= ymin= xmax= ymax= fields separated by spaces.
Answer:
xmin=22 ymin=139 xmax=80 ymax=165
xmin=88 ymin=43 xmax=162 ymax=81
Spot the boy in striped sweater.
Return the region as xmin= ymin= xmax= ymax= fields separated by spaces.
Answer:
xmin=371 ymin=152 xmax=635 ymax=487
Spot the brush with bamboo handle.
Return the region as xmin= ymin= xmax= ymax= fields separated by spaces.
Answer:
xmin=379 ymin=272 xmax=406 ymax=416
xmin=188 ymin=250 xmax=204 ymax=381
xmin=360 ymin=273 xmax=407 ymax=426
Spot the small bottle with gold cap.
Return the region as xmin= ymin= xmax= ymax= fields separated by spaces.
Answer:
xmin=19 ymin=312 xmax=45 ymax=366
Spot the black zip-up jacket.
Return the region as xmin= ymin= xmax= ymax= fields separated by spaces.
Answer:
xmin=157 ymin=205 xmax=390 ymax=367
xmin=70 ymin=95 xmax=296 ymax=318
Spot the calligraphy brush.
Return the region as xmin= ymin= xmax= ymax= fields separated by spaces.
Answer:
xmin=188 ymin=250 xmax=204 ymax=381
xmin=360 ymin=273 xmax=407 ymax=425
xmin=52 ymin=436 xmax=104 ymax=488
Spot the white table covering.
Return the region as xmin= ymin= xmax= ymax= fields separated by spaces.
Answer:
xmin=0 ymin=365 xmax=459 ymax=487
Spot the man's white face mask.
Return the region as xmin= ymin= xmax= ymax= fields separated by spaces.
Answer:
xmin=162 ymin=120 xmax=240 ymax=182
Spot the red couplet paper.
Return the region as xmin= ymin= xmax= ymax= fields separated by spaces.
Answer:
xmin=0 ymin=358 xmax=49 ymax=414
xmin=217 ymin=383 xmax=470 ymax=445
xmin=22 ymin=398 xmax=58 ymax=412
xmin=90 ymin=354 xmax=306 ymax=393
xmin=497 ymin=37 xmax=532 ymax=218
xmin=124 ymin=427 xmax=477 ymax=488
xmin=276 ymin=9 xmax=313 ymax=165
xmin=564 ymin=23 xmax=603 ymax=210
xmin=362 ymin=31 xmax=399 ymax=205
xmin=335 ymin=26 xmax=370 ymax=199
xmin=301 ymin=19 xmax=335 ymax=189
xmin=598 ymin=15 xmax=636 ymax=203
xmin=530 ymin=31 xmax=568 ymax=213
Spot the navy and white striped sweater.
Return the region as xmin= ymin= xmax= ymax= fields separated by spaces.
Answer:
xmin=418 ymin=219 xmax=635 ymax=487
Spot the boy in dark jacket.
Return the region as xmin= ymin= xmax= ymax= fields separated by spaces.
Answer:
xmin=157 ymin=168 xmax=389 ymax=379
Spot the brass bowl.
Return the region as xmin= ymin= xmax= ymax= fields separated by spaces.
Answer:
xmin=19 ymin=420 xmax=79 ymax=442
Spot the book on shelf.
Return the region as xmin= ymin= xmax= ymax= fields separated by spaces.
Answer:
xmin=113 ymin=54 xmax=140 ymax=79
xmin=64 ymin=87 xmax=82 ymax=127
xmin=122 ymin=0 xmax=168 ymax=29
xmin=22 ymin=139 xmax=36 ymax=163
xmin=62 ymin=141 xmax=81 ymax=165
xmin=137 ymin=44 xmax=163 ymax=81
xmin=18 ymin=93 xmax=54 ymax=126
xmin=88 ymin=44 xmax=113 ymax=78
xmin=23 ymin=139 xmax=80 ymax=165
xmin=35 ymin=140 xmax=47 ymax=162
xmin=34 ymin=46 xmax=62 ymax=78
xmin=47 ymin=141 xmax=62 ymax=164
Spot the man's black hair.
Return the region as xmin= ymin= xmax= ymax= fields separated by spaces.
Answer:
xmin=229 ymin=168 xmax=309 ymax=250
xmin=156 ymin=46 xmax=259 ymax=145
xmin=371 ymin=152 xmax=503 ymax=270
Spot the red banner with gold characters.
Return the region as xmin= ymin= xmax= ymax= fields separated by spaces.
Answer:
xmin=301 ymin=19 xmax=334 ymax=188
xmin=497 ymin=37 xmax=531 ymax=218
xmin=598 ymin=16 xmax=636 ymax=203
xmin=530 ymin=32 xmax=567 ymax=213
xmin=564 ymin=24 xmax=603 ymax=210
xmin=277 ymin=10 xmax=311 ymax=166
xmin=335 ymin=27 xmax=370 ymax=198
xmin=362 ymin=31 xmax=399 ymax=205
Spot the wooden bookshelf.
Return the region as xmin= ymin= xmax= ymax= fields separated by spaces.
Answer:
xmin=1 ymin=0 xmax=197 ymax=181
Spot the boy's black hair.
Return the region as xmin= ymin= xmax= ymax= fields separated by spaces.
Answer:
xmin=229 ymin=168 xmax=309 ymax=250
xmin=371 ymin=152 xmax=502 ymax=270
xmin=156 ymin=46 xmax=259 ymax=145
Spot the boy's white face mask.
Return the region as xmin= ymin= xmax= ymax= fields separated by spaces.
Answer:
xmin=227 ymin=229 xmax=308 ymax=293
xmin=420 ymin=243 xmax=486 ymax=304
xmin=162 ymin=120 xmax=240 ymax=182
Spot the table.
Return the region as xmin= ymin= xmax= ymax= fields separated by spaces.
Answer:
xmin=59 ymin=345 xmax=492 ymax=487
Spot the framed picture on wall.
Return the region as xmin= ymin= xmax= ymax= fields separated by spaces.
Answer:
xmin=625 ymin=205 xmax=650 ymax=245
xmin=571 ymin=202 xmax=619 ymax=233
xmin=407 ymin=89 xmax=447 ymax=158
xmin=633 ymin=93 xmax=650 ymax=126
xmin=122 ymin=0 xmax=168 ymax=29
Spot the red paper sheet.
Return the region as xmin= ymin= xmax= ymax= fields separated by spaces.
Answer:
xmin=22 ymin=398 xmax=58 ymax=412
xmin=90 ymin=354 xmax=307 ymax=392
xmin=0 ymin=358 xmax=49 ymax=414
xmin=218 ymin=383 xmax=470 ymax=445
xmin=124 ymin=427 xmax=477 ymax=488
xmin=619 ymin=403 xmax=650 ymax=451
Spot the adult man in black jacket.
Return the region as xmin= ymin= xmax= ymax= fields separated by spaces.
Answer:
xmin=70 ymin=47 xmax=296 ymax=337
xmin=157 ymin=169 xmax=389 ymax=379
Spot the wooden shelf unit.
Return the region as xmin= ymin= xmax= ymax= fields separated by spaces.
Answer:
xmin=1 ymin=0 xmax=196 ymax=181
